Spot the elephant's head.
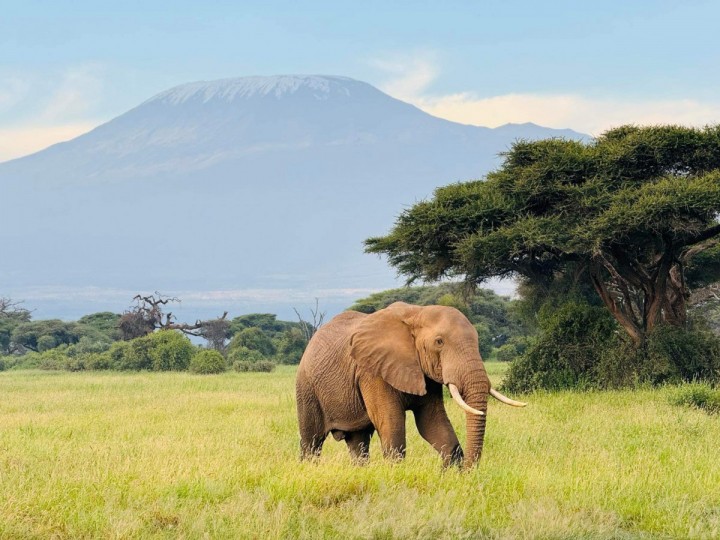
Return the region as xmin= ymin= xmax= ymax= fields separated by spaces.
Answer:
xmin=350 ymin=301 xmax=525 ymax=468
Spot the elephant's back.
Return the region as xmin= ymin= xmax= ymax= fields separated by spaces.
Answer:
xmin=299 ymin=310 xmax=366 ymax=370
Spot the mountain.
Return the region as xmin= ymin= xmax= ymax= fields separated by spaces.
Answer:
xmin=0 ymin=75 xmax=587 ymax=319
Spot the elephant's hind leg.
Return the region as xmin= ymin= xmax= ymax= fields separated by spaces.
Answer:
xmin=344 ymin=428 xmax=374 ymax=465
xmin=296 ymin=372 xmax=326 ymax=461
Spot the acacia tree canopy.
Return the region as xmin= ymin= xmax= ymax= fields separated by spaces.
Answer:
xmin=366 ymin=125 xmax=720 ymax=345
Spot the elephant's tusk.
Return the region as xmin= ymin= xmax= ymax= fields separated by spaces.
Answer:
xmin=490 ymin=388 xmax=527 ymax=407
xmin=448 ymin=384 xmax=485 ymax=416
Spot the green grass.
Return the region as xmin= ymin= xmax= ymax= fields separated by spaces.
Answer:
xmin=1 ymin=364 xmax=719 ymax=539
xmin=671 ymin=383 xmax=720 ymax=414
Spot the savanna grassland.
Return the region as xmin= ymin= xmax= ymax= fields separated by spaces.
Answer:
xmin=1 ymin=364 xmax=719 ymax=539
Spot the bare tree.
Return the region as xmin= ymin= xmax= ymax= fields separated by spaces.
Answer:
xmin=119 ymin=292 xmax=228 ymax=348
xmin=199 ymin=318 xmax=232 ymax=352
xmin=0 ymin=297 xmax=31 ymax=321
xmin=293 ymin=298 xmax=326 ymax=341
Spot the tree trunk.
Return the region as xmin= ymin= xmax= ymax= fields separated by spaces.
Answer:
xmin=591 ymin=256 xmax=689 ymax=347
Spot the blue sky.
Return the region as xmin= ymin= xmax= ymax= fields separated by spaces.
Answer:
xmin=2 ymin=0 xmax=720 ymax=161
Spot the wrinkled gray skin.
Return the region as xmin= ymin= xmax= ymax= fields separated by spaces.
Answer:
xmin=296 ymin=302 xmax=490 ymax=468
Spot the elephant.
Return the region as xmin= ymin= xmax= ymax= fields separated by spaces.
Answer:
xmin=295 ymin=302 xmax=526 ymax=468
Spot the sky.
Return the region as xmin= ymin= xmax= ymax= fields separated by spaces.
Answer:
xmin=2 ymin=0 xmax=720 ymax=162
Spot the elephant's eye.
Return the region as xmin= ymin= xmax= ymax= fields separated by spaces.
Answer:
xmin=435 ymin=337 xmax=444 ymax=347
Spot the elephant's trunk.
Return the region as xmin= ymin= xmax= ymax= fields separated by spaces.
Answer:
xmin=461 ymin=369 xmax=489 ymax=469
xmin=445 ymin=362 xmax=489 ymax=469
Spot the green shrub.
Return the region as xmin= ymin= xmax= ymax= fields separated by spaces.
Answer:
xmin=0 ymin=357 xmax=5 ymax=371
xmin=495 ymin=343 xmax=518 ymax=362
xmin=190 ymin=349 xmax=226 ymax=374
xmin=8 ymin=352 xmax=42 ymax=370
xmin=505 ymin=297 xmax=720 ymax=392
xmin=503 ymin=301 xmax=618 ymax=392
xmin=596 ymin=324 xmax=720 ymax=388
xmin=107 ymin=341 xmax=133 ymax=370
xmin=228 ymin=327 xmax=276 ymax=356
xmin=233 ymin=359 xmax=276 ymax=372
xmin=67 ymin=336 xmax=112 ymax=356
xmin=108 ymin=331 xmax=194 ymax=371
xmin=671 ymin=384 xmax=720 ymax=414
xmin=646 ymin=325 xmax=720 ymax=383
xmin=37 ymin=348 xmax=72 ymax=370
xmin=122 ymin=336 xmax=154 ymax=370
xmin=227 ymin=346 xmax=265 ymax=364
xmin=37 ymin=335 xmax=58 ymax=352
xmin=474 ymin=324 xmax=493 ymax=359
xmin=147 ymin=331 xmax=194 ymax=371
xmin=276 ymin=327 xmax=307 ymax=364
xmin=82 ymin=352 xmax=113 ymax=370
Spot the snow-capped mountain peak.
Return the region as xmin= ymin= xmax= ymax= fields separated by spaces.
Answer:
xmin=146 ymin=75 xmax=368 ymax=105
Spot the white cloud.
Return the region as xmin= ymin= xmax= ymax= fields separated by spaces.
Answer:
xmin=369 ymin=53 xmax=439 ymax=101
xmin=0 ymin=77 xmax=30 ymax=112
xmin=415 ymin=93 xmax=720 ymax=136
xmin=12 ymin=286 xmax=383 ymax=305
xmin=0 ymin=122 xmax=97 ymax=162
xmin=0 ymin=65 xmax=104 ymax=162
xmin=40 ymin=66 xmax=104 ymax=122
xmin=372 ymin=55 xmax=720 ymax=135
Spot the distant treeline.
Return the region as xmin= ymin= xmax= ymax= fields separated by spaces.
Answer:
xmin=0 ymin=285 xmax=525 ymax=374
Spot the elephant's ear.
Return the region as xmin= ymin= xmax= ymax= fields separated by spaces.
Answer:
xmin=350 ymin=305 xmax=426 ymax=396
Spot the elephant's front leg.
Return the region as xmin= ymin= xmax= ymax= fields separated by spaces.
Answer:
xmin=359 ymin=377 xmax=407 ymax=461
xmin=412 ymin=390 xmax=463 ymax=467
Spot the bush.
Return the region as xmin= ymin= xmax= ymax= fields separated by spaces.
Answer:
xmin=596 ymin=324 xmax=720 ymax=388
xmin=671 ymin=383 xmax=720 ymax=414
xmin=504 ymin=298 xmax=720 ymax=392
xmin=107 ymin=341 xmax=133 ymax=370
xmin=228 ymin=327 xmax=276 ymax=356
xmin=122 ymin=335 xmax=154 ymax=370
xmin=67 ymin=336 xmax=112 ymax=356
xmin=36 ymin=347 xmax=75 ymax=371
xmin=7 ymin=352 xmax=42 ymax=370
xmin=227 ymin=346 xmax=265 ymax=364
xmin=474 ymin=324 xmax=493 ymax=360
xmin=147 ymin=331 xmax=194 ymax=371
xmin=82 ymin=352 xmax=113 ymax=370
xmin=0 ymin=357 xmax=5 ymax=371
xmin=190 ymin=349 xmax=226 ymax=374
xmin=228 ymin=346 xmax=276 ymax=371
xmin=646 ymin=325 xmax=720 ymax=383
xmin=108 ymin=331 xmax=194 ymax=371
xmin=37 ymin=335 xmax=58 ymax=352
xmin=503 ymin=301 xmax=619 ymax=392
xmin=495 ymin=343 xmax=518 ymax=362
xmin=233 ymin=359 xmax=276 ymax=372
xmin=276 ymin=327 xmax=307 ymax=364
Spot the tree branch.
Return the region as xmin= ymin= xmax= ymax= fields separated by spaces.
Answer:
xmin=682 ymin=223 xmax=720 ymax=248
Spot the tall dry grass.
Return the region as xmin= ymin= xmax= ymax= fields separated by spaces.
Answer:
xmin=1 ymin=365 xmax=718 ymax=538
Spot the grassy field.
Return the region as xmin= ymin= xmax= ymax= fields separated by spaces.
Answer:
xmin=1 ymin=363 xmax=719 ymax=539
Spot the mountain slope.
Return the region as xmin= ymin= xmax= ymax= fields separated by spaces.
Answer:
xmin=0 ymin=75 xmax=587 ymax=319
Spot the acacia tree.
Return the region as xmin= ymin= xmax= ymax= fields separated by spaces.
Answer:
xmin=366 ymin=125 xmax=720 ymax=346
